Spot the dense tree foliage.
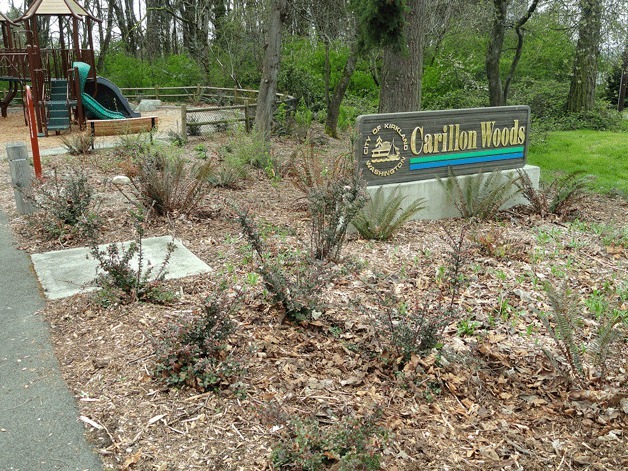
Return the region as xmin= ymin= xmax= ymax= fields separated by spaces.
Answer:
xmin=3 ymin=0 xmax=626 ymax=132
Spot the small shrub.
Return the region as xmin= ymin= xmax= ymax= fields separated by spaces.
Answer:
xmin=30 ymin=169 xmax=100 ymax=240
xmin=220 ymin=128 xmax=272 ymax=173
xmin=89 ymin=210 xmax=176 ymax=305
xmin=366 ymin=224 xmax=470 ymax=371
xmin=537 ymin=279 xmax=625 ymax=386
xmin=237 ymin=209 xmax=323 ymax=323
xmin=516 ymin=169 xmax=591 ymax=218
xmin=60 ymin=132 xmax=93 ymax=155
xmin=308 ymin=173 xmax=368 ymax=261
xmin=153 ymin=293 xmax=241 ymax=391
xmin=440 ymin=168 xmax=521 ymax=220
xmin=271 ymin=410 xmax=387 ymax=471
xmin=117 ymin=149 xmax=213 ymax=216
xmin=352 ymin=187 xmax=425 ymax=241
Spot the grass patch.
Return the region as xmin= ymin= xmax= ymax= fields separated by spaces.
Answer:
xmin=528 ymin=130 xmax=628 ymax=196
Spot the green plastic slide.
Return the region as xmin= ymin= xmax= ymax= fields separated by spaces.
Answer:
xmin=73 ymin=62 xmax=125 ymax=120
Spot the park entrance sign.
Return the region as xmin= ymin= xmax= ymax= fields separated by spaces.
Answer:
xmin=356 ymin=105 xmax=530 ymax=186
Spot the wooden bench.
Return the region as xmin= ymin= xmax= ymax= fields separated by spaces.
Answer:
xmin=87 ymin=116 xmax=158 ymax=147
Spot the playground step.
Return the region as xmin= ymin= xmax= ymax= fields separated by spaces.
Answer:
xmin=48 ymin=109 xmax=68 ymax=118
xmin=47 ymin=94 xmax=71 ymax=132
xmin=47 ymin=118 xmax=70 ymax=131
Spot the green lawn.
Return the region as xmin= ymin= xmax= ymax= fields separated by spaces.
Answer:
xmin=528 ymin=129 xmax=628 ymax=196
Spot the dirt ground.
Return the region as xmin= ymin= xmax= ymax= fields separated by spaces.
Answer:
xmin=0 ymin=110 xmax=626 ymax=470
xmin=0 ymin=105 xmax=182 ymax=151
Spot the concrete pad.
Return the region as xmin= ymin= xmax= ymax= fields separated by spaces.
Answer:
xmin=31 ymin=236 xmax=211 ymax=300
xmin=365 ymin=165 xmax=540 ymax=221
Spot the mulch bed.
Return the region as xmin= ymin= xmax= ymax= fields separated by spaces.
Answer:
xmin=0 ymin=126 xmax=625 ymax=470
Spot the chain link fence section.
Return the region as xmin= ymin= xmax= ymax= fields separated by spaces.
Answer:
xmin=181 ymin=103 xmax=254 ymax=137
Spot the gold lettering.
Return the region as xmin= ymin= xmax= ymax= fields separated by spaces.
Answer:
xmin=434 ymin=133 xmax=443 ymax=153
xmin=492 ymin=129 xmax=501 ymax=147
xmin=501 ymin=127 xmax=510 ymax=146
xmin=481 ymin=121 xmax=495 ymax=148
xmin=411 ymin=126 xmax=423 ymax=155
xmin=424 ymin=133 xmax=434 ymax=154
xmin=518 ymin=126 xmax=526 ymax=144
xmin=509 ymin=120 xmax=519 ymax=143
xmin=459 ymin=131 xmax=468 ymax=150
xmin=468 ymin=130 xmax=477 ymax=149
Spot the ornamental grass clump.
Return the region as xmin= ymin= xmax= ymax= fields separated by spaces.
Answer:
xmin=116 ymin=148 xmax=213 ymax=216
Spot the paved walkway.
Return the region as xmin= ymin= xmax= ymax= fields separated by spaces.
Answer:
xmin=0 ymin=211 xmax=102 ymax=470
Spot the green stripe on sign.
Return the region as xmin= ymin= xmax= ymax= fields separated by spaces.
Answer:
xmin=410 ymin=146 xmax=525 ymax=164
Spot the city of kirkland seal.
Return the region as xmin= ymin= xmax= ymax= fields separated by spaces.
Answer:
xmin=363 ymin=123 xmax=408 ymax=177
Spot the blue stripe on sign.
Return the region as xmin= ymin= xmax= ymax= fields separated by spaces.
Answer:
xmin=409 ymin=152 xmax=524 ymax=171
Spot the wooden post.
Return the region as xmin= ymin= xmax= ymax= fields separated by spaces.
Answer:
xmin=181 ymin=104 xmax=188 ymax=143
xmin=6 ymin=142 xmax=35 ymax=215
xmin=244 ymin=100 xmax=251 ymax=133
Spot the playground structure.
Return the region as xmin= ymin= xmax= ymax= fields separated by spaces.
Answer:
xmin=0 ymin=0 xmax=139 ymax=136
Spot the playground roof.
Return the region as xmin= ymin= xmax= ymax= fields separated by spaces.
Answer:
xmin=21 ymin=0 xmax=99 ymax=21
xmin=0 ymin=12 xmax=17 ymax=25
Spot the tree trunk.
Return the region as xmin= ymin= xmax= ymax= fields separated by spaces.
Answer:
xmin=325 ymin=41 xmax=358 ymax=138
xmin=566 ymin=0 xmax=602 ymax=113
xmin=617 ymin=35 xmax=628 ymax=112
xmin=486 ymin=0 xmax=507 ymax=107
xmin=254 ymin=0 xmax=287 ymax=141
xmin=378 ymin=0 xmax=426 ymax=113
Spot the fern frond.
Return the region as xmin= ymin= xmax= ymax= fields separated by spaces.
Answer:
xmin=587 ymin=315 xmax=623 ymax=380
xmin=440 ymin=168 xmax=520 ymax=220
xmin=352 ymin=187 xmax=424 ymax=241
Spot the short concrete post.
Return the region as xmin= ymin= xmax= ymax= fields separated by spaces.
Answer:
xmin=6 ymin=142 xmax=35 ymax=215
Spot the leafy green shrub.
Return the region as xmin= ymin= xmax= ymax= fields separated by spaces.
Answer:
xmin=89 ymin=211 xmax=176 ymax=305
xmin=516 ymin=169 xmax=591 ymax=218
xmin=537 ymin=280 xmax=626 ymax=386
xmin=237 ymin=210 xmax=323 ymax=323
xmin=271 ymin=410 xmax=387 ymax=470
xmin=219 ymin=129 xmax=273 ymax=178
xmin=440 ymin=168 xmax=520 ymax=220
xmin=117 ymin=149 xmax=213 ymax=216
xmin=308 ymin=172 xmax=368 ymax=260
xmin=153 ymin=294 xmax=241 ymax=391
xmin=352 ymin=187 xmax=425 ymax=241
xmin=31 ymin=169 xmax=100 ymax=240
